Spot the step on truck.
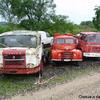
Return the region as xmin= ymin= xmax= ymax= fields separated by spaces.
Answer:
xmin=0 ymin=30 xmax=44 ymax=74
xmin=77 ymin=32 xmax=100 ymax=58
xmin=51 ymin=33 xmax=82 ymax=63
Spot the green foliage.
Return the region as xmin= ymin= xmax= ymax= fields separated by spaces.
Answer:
xmin=0 ymin=0 xmax=97 ymax=35
xmin=0 ymin=0 xmax=77 ymax=35
xmin=45 ymin=15 xmax=76 ymax=35
xmin=80 ymin=21 xmax=94 ymax=28
xmin=0 ymin=0 xmax=17 ymax=23
xmin=34 ymin=15 xmax=78 ymax=35
xmin=0 ymin=25 xmax=11 ymax=33
xmin=93 ymin=6 xmax=100 ymax=31
xmin=0 ymin=24 xmax=24 ymax=33
xmin=71 ymin=20 xmax=98 ymax=34
xmin=10 ymin=0 xmax=56 ymax=30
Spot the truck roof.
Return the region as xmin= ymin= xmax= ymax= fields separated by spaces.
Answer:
xmin=80 ymin=32 xmax=100 ymax=35
xmin=54 ymin=34 xmax=75 ymax=39
xmin=0 ymin=30 xmax=41 ymax=36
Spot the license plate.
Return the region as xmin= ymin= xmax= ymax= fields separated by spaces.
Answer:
xmin=64 ymin=59 xmax=71 ymax=61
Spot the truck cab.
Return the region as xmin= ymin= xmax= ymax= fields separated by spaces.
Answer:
xmin=0 ymin=30 xmax=43 ymax=74
xmin=38 ymin=31 xmax=53 ymax=47
xmin=51 ymin=33 xmax=82 ymax=62
xmin=77 ymin=32 xmax=100 ymax=57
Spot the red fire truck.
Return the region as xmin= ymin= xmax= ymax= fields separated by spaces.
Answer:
xmin=77 ymin=32 xmax=100 ymax=57
xmin=51 ymin=33 xmax=82 ymax=63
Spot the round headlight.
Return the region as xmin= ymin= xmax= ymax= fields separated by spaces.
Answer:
xmin=27 ymin=63 xmax=34 ymax=68
xmin=58 ymin=53 xmax=61 ymax=57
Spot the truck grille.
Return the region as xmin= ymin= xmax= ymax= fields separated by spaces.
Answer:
xmin=92 ymin=47 xmax=100 ymax=53
xmin=62 ymin=52 xmax=73 ymax=59
xmin=3 ymin=55 xmax=25 ymax=67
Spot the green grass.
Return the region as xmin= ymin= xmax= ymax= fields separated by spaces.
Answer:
xmin=48 ymin=65 xmax=99 ymax=85
xmin=0 ymin=75 xmax=37 ymax=97
xmin=0 ymin=62 xmax=99 ymax=98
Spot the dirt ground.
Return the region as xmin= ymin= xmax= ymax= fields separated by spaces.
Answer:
xmin=10 ymin=72 xmax=100 ymax=100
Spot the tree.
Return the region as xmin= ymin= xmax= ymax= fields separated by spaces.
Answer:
xmin=79 ymin=21 xmax=97 ymax=32
xmin=47 ymin=15 xmax=75 ymax=35
xmin=80 ymin=21 xmax=94 ymax=27
xmin=93 ymin=6 xmax=100 ymax=31
xmin=0 ymin=0 xmax=18 ymax=23
xmin=0 ymin=0 xmax=56 ymax=30
xmin=0 ymin=0 xmax=77 ymax=35
xmin=10 ymin=0 xmax=56 ymax=30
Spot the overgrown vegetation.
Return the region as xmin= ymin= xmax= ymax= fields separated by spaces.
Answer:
xmin=0 ymin=75 xmax=37 ymax=99
xmin=0 ymin=60 xmax=100 ymax=99
xmin=0 ymin=24 xmax=25 ymax=33
xmin=0 ymin=0 xmax=97 ymax=35
xmin=93 ymin=6 xmax=100 ymax=31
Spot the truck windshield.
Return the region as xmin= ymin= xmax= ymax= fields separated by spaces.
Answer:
xmin=0 ymin=35 xmax=37 ymax=48
xmin=56 ymin=38 xmax=75 ymax=44
xmin=85 ymin=34 xmax=100 ymax=42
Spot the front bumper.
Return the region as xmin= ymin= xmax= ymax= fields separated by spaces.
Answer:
xmin=84 ymin=53 xmax=100 ymax=57
xmin=51 ymin=59 xmax=82 ymax=62
xmin=0 ymin=66 xmax=42 ymax=74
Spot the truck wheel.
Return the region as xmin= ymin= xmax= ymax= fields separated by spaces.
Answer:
xmin=73 ymin=61 xmax=80 ymax=66
xmin=51 ymin=61 xmax=57 ymax=66
xmin=43 ymin=51 xmax=50 ymax=65
xmin=35 ymin=70 xmax=42 ymax=77
xmin=35 ymin=68 xmax=43 ymax=77
xmin=42 ymin=56 xmax=46 ymax=65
